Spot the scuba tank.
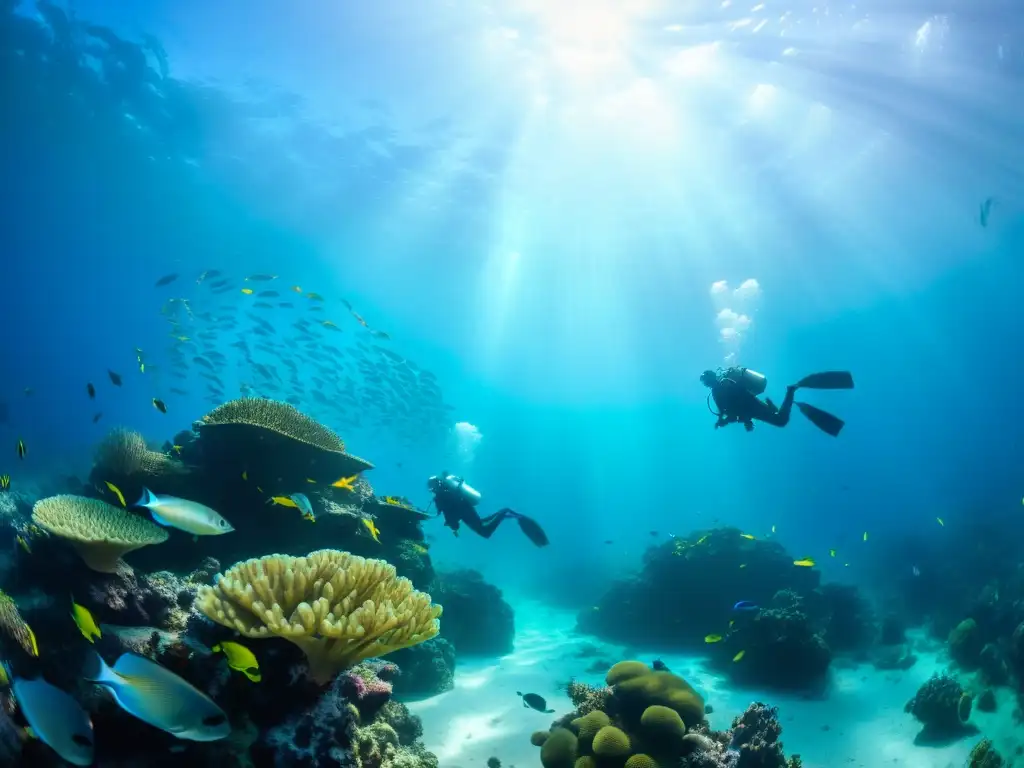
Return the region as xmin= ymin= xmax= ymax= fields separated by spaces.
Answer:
xmin=440 ymin=474 xmax=482 ymax=506
xmin=724 ymin=367 xmax=767 ymax=396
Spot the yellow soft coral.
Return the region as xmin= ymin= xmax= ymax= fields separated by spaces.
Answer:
xmin=196 ymin=550 xmax=442 ymax=684
xmin=32 ymin=495 xmax=169 ymax=572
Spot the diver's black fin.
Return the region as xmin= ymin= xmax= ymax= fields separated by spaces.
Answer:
xmin=796 ymin=402 xmax=845 ymax=437
xmin=515 ymin=513 xmax=550 ymax=547
xmin=796 ymin=371 xmax=854 ymax=390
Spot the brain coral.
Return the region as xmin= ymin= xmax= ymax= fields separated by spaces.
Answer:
xmin=196 ymin=549 xmax=442 ymax=684
xmin=32 ymin=495 xmax=169 ymax=572
xmin=640 ymin=704 xmax=686 ymax=739
xmin=540 ymin=727 xmax=577 ymax=768
xmin=606 ymin=660 xmax=652 ymax=686
xmin=614 ymin=670 xmax=705 ymax=727
xmin=592 ymin=725 xmax=631 ymax=757
xmin=624 ymin=756 xmax=659 ymax=768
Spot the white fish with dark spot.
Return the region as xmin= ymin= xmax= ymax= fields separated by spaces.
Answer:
xmin=85 ymin=651 xmax=231 ymax=741
xmin=10 ymin=673 xmax=95 ymax=765
xmin=135 ymin=488 xmax=234 ymax=536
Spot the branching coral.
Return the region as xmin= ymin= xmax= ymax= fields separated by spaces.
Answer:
xmin=94 ymin=427 xmax=187 ymax=477
xmin=31 ymin=494 xmax=168 ymax=572
xmin=196 ymin=549 xmax=442 ymax=684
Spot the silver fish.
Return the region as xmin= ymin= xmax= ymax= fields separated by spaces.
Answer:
xmin=135 ymin=488 xmax=234 ymax=536
xmin=85 ymin=652 xmax=230 ymax=741
xmin=11 ymin=675 xmax=94 ymax=765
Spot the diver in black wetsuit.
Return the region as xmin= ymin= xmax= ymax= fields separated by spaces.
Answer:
xmin=700 ymin=367 xmax=854 ymax=436
xmin=427 ymin=473 xmax=549 ymax=547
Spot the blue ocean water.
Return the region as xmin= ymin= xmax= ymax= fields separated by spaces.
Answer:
xmin=3 ymin=1 xmax=1024 ymax=766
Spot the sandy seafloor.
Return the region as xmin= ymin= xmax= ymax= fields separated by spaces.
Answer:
xmin=408 ymin=599 xmax=1024 ymax=768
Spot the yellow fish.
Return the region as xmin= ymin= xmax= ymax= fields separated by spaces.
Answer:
xmin=863 ymin=531 xmax=869 ymax=542
xmin=740 ymin=533 xmax=755 ymax=540
xmin=732 ymin=650 xmax=745 ymax=663
xmin=704 ymin=634 xmax=723 ymax=644
xmin=267 ymin=496 xmax=299 ymax=509
xmin=174 ymin=335 xmax=190 ymax=342
xmin=322 ymin=320 xmax=339 ymax=329
xmin=0 ymin=475 xmax=9 ymax=491
xmin=696 ymin=534 xmax=710 ymax=545
xmin=936 ymin=517 xmax=944 ymax=527
xmin=16 ymin=536 xmax=30 ymax=554
xmin=332 ymin=475 xmax=358 ymax=491
xmin=0 ymin=665 xmax=7 ymax=686
xmin=172 ymin=445 xmax=183 ymax=455
xmin=383 ymin=496 xmax=402 ymax=505
xmin=71 ymin=600 xmax=101 ymax=643
xmin=362 ymin=518 xmax=381 ymax=543
xmin=305 ymin=478 xmax=317 ymax=484
xmin=241 ymin=288 xmax=254 ymax=295
xmin=729 ymin=619 xmax=735 ymax=628
xmin=105 ymin=481 xmax=127 ymax=507
xmin=291 ymin=285 xmax=302 ymax=293
xmin=16 ymin=439 xmax=25 ymax=460
xmin=793 ymin=558 xmax=816 ymax=567
xmin=412 ymin=543 xmax=429 ymax=555
xmin=212 ymin=641 xmax=261 ymax=683
xmin=306 ymin=292 xmax=324 ymax=301
xmin=830 ymin=549 xmax=837 ymax=557
xmin=241 ymin=470 xmax=248 ymax=481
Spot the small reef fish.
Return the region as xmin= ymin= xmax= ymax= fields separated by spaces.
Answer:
xmin=108 ymin=370 xmax=122 ymax=386
xmin=740 ymin=533 xmax=755 ymax=540
xmin=362 ymin=518 xmax=381 ymax=543
xmin=829 ymin=549 xmax=837 ymax=557
xmin=92 ymin=412 xmax=103 ymax=423
xmin=306 ymin=292 xmax=324 ymax=301
xmin=732 ymin=601 xmax=759 ymax=612
xmin=771 ymin=525 xmax=776 ymax=534
xmin=16 ymin=535 xmax=31 ymax=554
xmin=332 ymin=475 xmax=358 ymax=491
xmin=85 ymin=651 xmax=231 ymax=741
xmin=136 ymin=489 xmax=234 ymax=536
xmin=517 ymin=692 xmax=554 ymax=713
xmin=0 ymin=475 xmax=9 ymax=491
xmin=936 ymin=517 xmax=944 ymax=527
xmin=212 ymin=641 xmax=261 ymax=683
xmin=862 ymin=532 xmax=868 ymax=542
xmin=241 ymin=470 xmax=248 ymax=481
xmin=980 ymin=197 xmax=994 ymax=227
xmin=87 ymin=383 xmax=95 ymax=399
xmin=651 ymin=659 xmax=670 ymax=672
xmin=705 ymin=634 xmax=723 ymax=644
xmin=171 ymin=445 xmax=183 ymax=455
xmin=71 ymin=600 xmax=102 ymax=643
xmin=152 ymin=398 xmax=167 ymax=414
xmin=412 ymin=543 xmax=429 ymax=555
xmin=381 ymin=496 xmax=406 ymax=506
xmin=245 ymin=274 xmax=277 ymax=281
xmin=104 ymin=481 xmax=127 ymax=507
xmin=291 ymin=285 xmax=302 ymax=293
xmin=793 ymin=558 xmax=816 ymax=567
xmin=267 ymin=496 xmax=299 ymax=509
xmin=305 ymin=478 xmax=316 ymax=484
xmin=240 ymin=288 xmax=254 ymax=295
xmin=8 ymin=673 xmax=95 ymax=765
xmin=732 ymin=650 xmax=746 ymax=663
xmin=17 ymin=439 xmax=26 ymax=460
xmin=290 ymin=493 xmax=316 ymax=522
xmin=154 ymin=273 xmax=179 ymax=287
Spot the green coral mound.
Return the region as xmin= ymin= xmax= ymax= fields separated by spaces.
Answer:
xmin=640 ymin=705 xmax=686 ymax=739
xmin=592 ymin=725 xmax=631 ymax=757
xmin=571 ymin=710 xmax=611 ymax=746
xmin=625 ymin=755 xmax=659 ymax=768
xmin=614 ymin=668 xmax=705 ymax=728
xmin=540 ymin=727 xmax=578 ymax=768
xmin=606 ymin=660 xmax=651 ymax=686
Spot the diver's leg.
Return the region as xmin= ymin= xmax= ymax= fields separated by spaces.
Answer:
xmin=759 ymin=387 xmax=797 ymax=426
xmin=461 ymin=509 xmax=508 ymax=539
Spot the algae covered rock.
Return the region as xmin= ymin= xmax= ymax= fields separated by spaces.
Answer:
xmin=949 ymin=618 xmax=983 ymax=668
xmin=432 ymin=569 xmax=514 ymax=655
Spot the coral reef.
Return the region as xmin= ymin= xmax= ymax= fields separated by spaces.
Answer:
xmin=967 ymin=738 xmax=1005 ymax=768
xmin=714 ymin=590 xmax=831 ymax=690
xmin=432 ymin=569 xmax=515 ymax=656
xmin=197 ymin=550 xmax=442 ymax=683
xmin=389 ymin=637 xmax=456 ymax=696
xmin=904 ymin=673 xmax=974 ymax=742
xmin=577 ymin=528 xmax=821 ymax=651
xmin=817 ymin=583 xmax=875 ymax=654
xmin=949 ymin=618 xmax=983 ymax=668
xmin=533 ymin=660 xmax=801 ymax=768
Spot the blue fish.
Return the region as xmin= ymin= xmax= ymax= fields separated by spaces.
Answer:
xmin=9 ymin=672 xmax=94 ymax=765
xmin=85 ymin=651 xmax=230 ymax=741
xmin=732 ymin=601 xmax=760 ymax=612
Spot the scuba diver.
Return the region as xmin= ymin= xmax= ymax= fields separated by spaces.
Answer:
xmin=700 ymin=367 xmax=854 ymax=436
xmin=427 ymin=472 xmax=549 ymax=547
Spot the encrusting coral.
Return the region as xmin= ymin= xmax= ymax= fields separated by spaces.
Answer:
xmin=31 ymin=494 xmax=169 ymax=572
xmin=196 ymin=549 xmax=442 ymax=684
